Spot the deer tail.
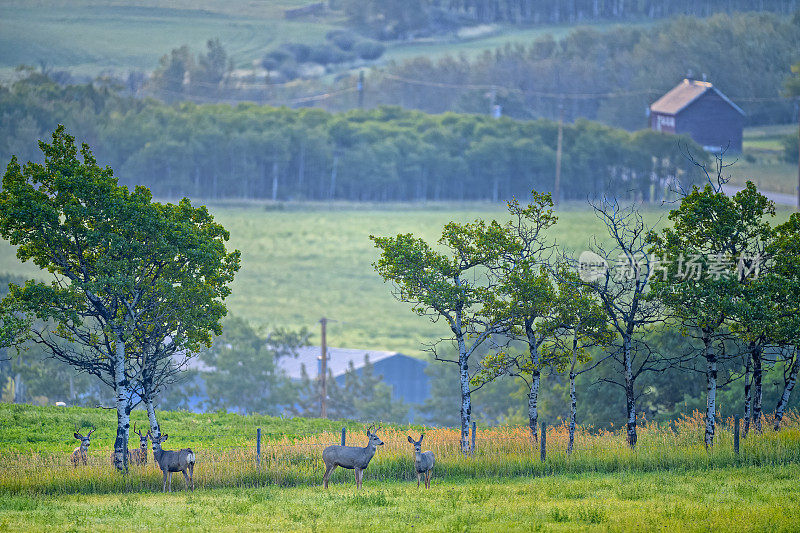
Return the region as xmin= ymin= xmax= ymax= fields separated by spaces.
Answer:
xmin=186 ymin=449 xmax=196 ymax=464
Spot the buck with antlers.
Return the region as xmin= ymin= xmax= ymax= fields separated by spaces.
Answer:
xmin=407 ymin=434 xmax=435 ymax=488
xmin=109 ymin=423 xmax=149 ymax=466
xmin=149 ymin=431 xmax=196 ymax=492
xmin=322 ymin=424 xmax=384 ymax=489
xmin=71 ymin=426 xmax=96 ymax=466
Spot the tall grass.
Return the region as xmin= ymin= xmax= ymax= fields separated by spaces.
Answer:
xmin=2 ymin=410 xmax=798 ymax=495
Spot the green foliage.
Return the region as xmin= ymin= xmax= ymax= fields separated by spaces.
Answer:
xmin=0 ymin=124 xmax=241 ymax=436
xmin=374 ymin=12 xmax=799 ymax=127
xmin=199 ymin=315 xmax=307 ymax=415
xmin=0 ymin=74 xmax=707 ymax=202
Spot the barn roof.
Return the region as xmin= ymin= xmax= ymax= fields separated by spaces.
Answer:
xmin=278 ymin=346 xmax=407 ymax=380
xmin=650 ymin=79 xmax=744 ymax=116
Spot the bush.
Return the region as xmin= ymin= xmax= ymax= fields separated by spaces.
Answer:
xmin=329 ymin=31 xmax=359 ymax=51
xmin=354 ymin=40 xmax=386 ymax=60
xmin=308 ymin=45 xmax=354 ymax=65
xmin=281 ymin=43 xmax=312 ymax=63
xmin=261 ymin=49 xmax=291 ymax=71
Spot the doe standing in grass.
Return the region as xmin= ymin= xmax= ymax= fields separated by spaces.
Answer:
xmin=407 ymin=434 xmax=435 ymax=488
xmin=149 ymin=431 xmax=196 ymax=492
xmin=322 ymin=425 xmax=384 ymax=489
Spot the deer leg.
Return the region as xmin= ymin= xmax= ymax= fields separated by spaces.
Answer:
xmin=182 ymin=469 xmax=191 ymax=491
xmin=168 ymin=472 xmax=173 ymax=492
xmin=189 ymin=463 xmax=194 ymax=492
xmin=417 ymin=472 xmax=420 ymax=488
xmin=426 ymin=470 xmax=431 ymax=489
xmin=355 ymin=468 xmax=361 ymax=489
xmin=323 ymin=463 xmax=335 ymax=489
xmin=162 ymin=470 xmax=168 ymax=492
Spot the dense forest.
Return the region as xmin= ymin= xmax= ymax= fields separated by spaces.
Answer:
xmin=0 ymin=73 xmax=707 ymax=202
xmin=364 ymin=12 xmax=800 ymax=127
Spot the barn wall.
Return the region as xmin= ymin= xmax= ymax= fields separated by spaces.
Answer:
xmin=675 ymin=92 xmax=743 ymax=152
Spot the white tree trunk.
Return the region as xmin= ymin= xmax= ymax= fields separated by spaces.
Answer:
xmin=743 ymin=357 xmax=752 ymax=438
xmin=526 ymin=322 xmax=540 ymax=442
xmin=623 ymin=334 xmax=637 ymax=448
xmin=751 ymin=342 xmax=763 ymax=433
xmin=145 ymin=396 xmax=162 ymax=448
xmin=568 ymin=336 xmax=578 ymax=455
xmin=774 ymin=354 xmax=798 ymax=430
xmin=704 ymin=334 xmax=717 ymax=449
xmin=112 ymin=335 xmax=131 ymax=472
xmin=459 ymin=354 xmax=472 ymax=455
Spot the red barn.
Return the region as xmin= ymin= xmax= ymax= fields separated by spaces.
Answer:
xmin=650 ymin=78 xmax=744 ymax=153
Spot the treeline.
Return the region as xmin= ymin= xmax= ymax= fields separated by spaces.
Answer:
xmin=339 ymin=0 xmax=798 ymax=39
xmin=366 ymin=12 xmax=800 ymax=127
xmin=137 ymin=12 xmax=799 ymax=130
xmin=0 ymin=74 xmax=706 ymax=202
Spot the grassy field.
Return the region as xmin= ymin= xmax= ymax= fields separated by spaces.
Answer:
xmin=0 ymin=0 xmax=340 ymax=78
xmin=732 ymin=125 xmax=797 ymax=195
xmin=1 ymin=404 xmax=799 ymax=530
xmin=1 ymin=467 xmax=798 ymax=532
xmin=0 ymin=201 xmax=793 ymax=354
xmin=0 ymin=0 xmax=651 ymax=80
xmin=0 ymin=202 xmax=674 ymax=354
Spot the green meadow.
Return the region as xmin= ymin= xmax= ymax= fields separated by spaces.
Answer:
xmin=0 ymin=202 xmax=672 ymax=354
xmin=1 ymin=201 xmax=793 ymax=353
xmin=1 ymin=404 xmax=799 ymax=531
xmin=0 ymin=0 xmax=651 ymax=80
xmin=1 ymin=467 xmax=799 ymax=532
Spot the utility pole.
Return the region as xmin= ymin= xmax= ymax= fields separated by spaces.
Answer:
xmin=796 ymin=99 xmax=799 ymax=212
xmin=554 ymin=103 xmax=564 ymax=207
xmin=319 ymin=317 xmax=328 ymax=419
xmin=358 ymin=70 xmax=365 ymax=109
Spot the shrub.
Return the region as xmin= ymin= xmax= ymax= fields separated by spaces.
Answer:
xmin=329 ymin=31 xmax=359 ymax=51
xmin=281 ymin=43 xmax=312 ymax=63
xmin=355 ymin=40 xmax=386 ymax=60
xmin=260 ymin=49 xmax=291 ymax=71
xmin=308 ymin=45 xmax=354 ymax=65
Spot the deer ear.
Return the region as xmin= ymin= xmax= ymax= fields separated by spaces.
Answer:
xmin=162 ymin=434 xmax=168 ymax=441
xmin=74 ymin=433 xmax=82 ymax=440
xmin=419 ymin=434 xmax=424 ymax=443
xmin=407 ymin=436 xmax=414 ymax=443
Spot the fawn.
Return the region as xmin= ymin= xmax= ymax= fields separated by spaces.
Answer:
xmin=407 ymin=434 xmax=435 ymax=488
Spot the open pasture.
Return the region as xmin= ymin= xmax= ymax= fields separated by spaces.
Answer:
xmin=1 ymin=405 xmax=799 ymax=530
xmin=1 ymin=404 xmax=799 ymax=493
xmin=0 ymin=203 xmax=672 ymax=354
xmin=1 ymin=202 xmax=792 ymax=354
xmin=0 ymin=0 xmax=651 ymax=81
xmin=1 ymin=466 xmax=799 ymax=532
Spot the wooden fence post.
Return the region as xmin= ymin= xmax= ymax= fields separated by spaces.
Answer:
xmin=256 ymin=428 xmax=261 ymax=466
xmin=471 ymin=421 xmax=477 ymax=454
xmin=341 ymin=427 xmax=346 ymax=446
xmin=540 ymin=422 xmax=546 ymax=462
xmin=734 ymin=417 xmax=740 ymax=456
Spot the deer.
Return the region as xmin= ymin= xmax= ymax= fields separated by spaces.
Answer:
xmin=149 ymin=431 xmax=196 ymax=492
xmin=109 ymin=423 xmax=149 ymax=466
xmin=71 ymin=426 xmax=96 ymax=466
xmin=322 ymin=424 xmax=384 ymax=489
xmin=407 ymin=434 xmax=435 ymax=488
